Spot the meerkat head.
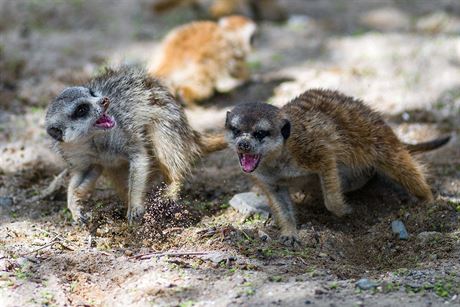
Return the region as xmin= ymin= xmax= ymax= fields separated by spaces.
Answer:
xmin=225 ymin=103 xmax=290 ymax=173
xmin=45 ymin=86 xmax=115 ymax=144
xmin=218 ymin=15 xmax=257 ymax=54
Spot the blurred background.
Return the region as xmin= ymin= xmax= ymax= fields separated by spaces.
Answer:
xmin=0 ymin=0 xmax=459 ymax=172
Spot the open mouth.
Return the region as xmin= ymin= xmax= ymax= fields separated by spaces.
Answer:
xmin=94 ymin=113 xmax=115 ymax=129
xmin=238 ymin=153 xmax=261 ymax=173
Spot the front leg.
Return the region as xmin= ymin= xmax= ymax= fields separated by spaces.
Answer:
xmin=259 ymin=183 xmax=299 ymax=247
xmin=67 ymin=165 xmax=103 ymax=224
xmin=127 ymin=153 xmax=150 ymax=224
xmin=318 ymin=158 xmax=352 ymax=217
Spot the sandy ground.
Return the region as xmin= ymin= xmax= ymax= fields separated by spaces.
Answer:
xmin=0 ymin=0 xmax=460 ymax=306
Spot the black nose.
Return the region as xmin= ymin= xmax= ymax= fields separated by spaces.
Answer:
xmin=237 ymin=140 xmax=251 ymax=152
xmin=47 ymin=127 xmax=63 ymax=142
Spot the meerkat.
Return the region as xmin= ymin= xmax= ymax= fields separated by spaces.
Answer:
xmin=225 ymin=89 xmax=450 ymax=246
xmin=151 ymin=0 xmax=286 ymax=21
xmin=148 ymin=15 xmax=256 ymax=106
xmin=45 ymin=66 xmax=227 ymax=225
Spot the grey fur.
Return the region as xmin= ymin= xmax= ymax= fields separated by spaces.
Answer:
xmin=45 ymin=66 xmax=203 ymax=224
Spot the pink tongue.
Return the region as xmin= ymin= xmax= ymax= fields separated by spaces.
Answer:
xmin=241 ymin=154 xmax=260 ymax=172
xmin=95 ymin=114 xmax=115 ymax=128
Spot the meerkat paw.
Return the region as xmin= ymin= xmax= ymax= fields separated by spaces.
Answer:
xmin=71 ymin=211 xmax=91 ymax=226
xmin=127 ymin=205 xmax=145 ymax=225
xmin=325 ymin=200 xmax=353 ymax=217
xmin=279 ymin=231 xmax=301 ymax=248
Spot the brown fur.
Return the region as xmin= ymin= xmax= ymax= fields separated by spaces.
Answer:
xmin=148 ymin=16 xmax=256 ymax=106
xmin=225 ymin=89 xmax=449 ymax=245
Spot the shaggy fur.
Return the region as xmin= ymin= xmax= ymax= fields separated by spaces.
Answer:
xmin=45 ymin=66 xmax=227 ymax=224
xmin=225 ymin=89 xmax=450 ymax=246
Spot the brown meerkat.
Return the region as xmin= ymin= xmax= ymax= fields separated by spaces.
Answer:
xmin=148 ymin=15 xmax=256 ymax=106
xmin=45 ymin=66 xmax=227 ymax=225
xmin=225 ymin=89 xmax=450 ymax=246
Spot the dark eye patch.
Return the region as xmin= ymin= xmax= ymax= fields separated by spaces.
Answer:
xmin=71 ymin=103 xmax=90 ymax=119
xmin=88 ymin=88 xmax=97 ymax=97
xmin=253 ymin=130 xmax=269 ymax=141
xmin=231 ymin=126 xmax=241 ymax=136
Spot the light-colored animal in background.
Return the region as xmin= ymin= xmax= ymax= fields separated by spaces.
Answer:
xmin=45 ymin=66 xmax=227 ymax=225
xmin=148 ymin=15 xmax=256 ymax=106
xmin=225 ymin=89 xmax=450 ymax=246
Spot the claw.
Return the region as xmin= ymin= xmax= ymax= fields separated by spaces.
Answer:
xmin=127 ymin=206 xmax=145 ymax=225
xmin=279 ymin=234 xmax=301 ymax=248
xmin=70 ymin=209 xmax=91 ymax=226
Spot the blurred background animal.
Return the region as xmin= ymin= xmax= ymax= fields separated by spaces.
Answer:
xmin=148 ymin=15 xmax=257 ymax=106
xmin=150 ymin=0 xmax=286 ymax=21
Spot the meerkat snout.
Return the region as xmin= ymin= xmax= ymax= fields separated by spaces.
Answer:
xmin=237 ymin=138 xmax=251 ymax=152
xmin=46 ymin=126 xmax=63 ymax=142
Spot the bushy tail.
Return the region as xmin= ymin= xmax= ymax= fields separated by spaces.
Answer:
xmin=405 ymin=135 xmax=451 ymax=154
xmin=198 ymin=133 xmax=228 ymax=155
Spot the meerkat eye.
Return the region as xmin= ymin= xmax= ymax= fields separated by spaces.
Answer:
xmin=231 ymin=127 xmax=241 ymax=136
xmin=71 ymin=103 xmax=90 ymax=119
xmin=88 ymin=88 xmax=97 ymax=97
xmin=254 ymin=130 xmax=269 ymax=141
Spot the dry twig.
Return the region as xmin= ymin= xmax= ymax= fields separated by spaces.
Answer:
xmin=130 ymin=251 xmax=211 ymax=260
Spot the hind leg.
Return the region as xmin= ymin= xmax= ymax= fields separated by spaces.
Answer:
xmin=376 ymin=149 xmax=433 ymax=201
xmin=316 ymin=158 xmax=353 ymax=217
xmin=67 ymin=165 xmax=103 ymax=224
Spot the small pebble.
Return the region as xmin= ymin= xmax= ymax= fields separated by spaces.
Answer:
xmin=356 ymin=278 xmax=378 ymax=290
xmin=124 ymin=250 xmax=133 ymax=256
xmin=314 ymin=288 xmax=327 ymax=295
xmin=391 ymin=220 xmax=409 ymax=240
xmin=0 ymin=196 xmax=13 ymax=207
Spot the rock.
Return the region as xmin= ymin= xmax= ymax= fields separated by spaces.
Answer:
xmin=229 ymin=192 xmax=271 ymax=218
xmin=417 ymin=231 xmax=442 ymax=244
xmin=391 ymin=220 xmax=409 ymax=240
xmin=0 ymin=196 xmax=13 ymax=207
xmin=200 ymin=252 xmax=235 ymax=264
xmin=356 ymin=278 xmax=378 ymax=290
xmin=416 ymin=11 xmax=460 ymax=34
xmin=359 ymin=7 xmax=410 ymax=31
xmin=314 ymin=288 xmax=327 ymax=295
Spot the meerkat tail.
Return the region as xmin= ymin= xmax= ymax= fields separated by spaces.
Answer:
xmin=404 ymin=135 xmax=451 ymax=154
xmin=198 ymin=133 xmax=228 ymax=154
xmin=376 ymin=149 xmax=433 ymax=201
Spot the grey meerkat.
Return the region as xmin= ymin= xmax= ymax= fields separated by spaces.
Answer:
xmin=225 ymin=89 xmax=450 ymax=246
xmin=45 ymin=66 xmax=227 ymax=225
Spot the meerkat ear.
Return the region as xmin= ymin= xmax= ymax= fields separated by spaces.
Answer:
xmin=281 ymin=119 xmax=290 ymax=140
xmin=225 ymin=111 xmax=231 ymax=127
